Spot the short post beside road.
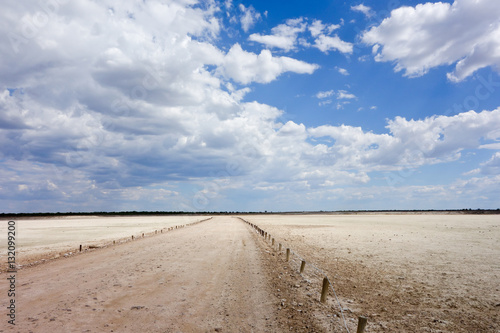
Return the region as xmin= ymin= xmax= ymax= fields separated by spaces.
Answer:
xmin=320 ymin=277 xmax=329 ymax=303
xmin=357 ymin=316 xmax=368 ymax=333
xmin=286 ymin=248 xmax=290 ymax=261
xmin=300 ymin=260 xmax=306 ymax=273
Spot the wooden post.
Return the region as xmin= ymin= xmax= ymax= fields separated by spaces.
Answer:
xmin=357 ymin=316 xmax=367 ymax=333
xmin=113 ymin=240 xmax=115 ymax=245
xmin=142 ymin=233 xmax=144 ymax=238
xmin=272 ymin=238 xmax=275 ymax=246
xmin=300 ymin=260 xmax=306 ymax=273
xmin=286 ymin=248 xmax=290 ymax=261
xmin=79 ymin=244 xmax=82 ymax=252
xmin=279 ymin=243 xmax=282 ymax=251
xmin=320 ymin=277 xmax=329 ymax=303
xmin=132 ymin=235 xmax=134 ymax=240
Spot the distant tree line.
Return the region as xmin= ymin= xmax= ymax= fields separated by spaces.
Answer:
xmin=1 ymin=208 xmax=499 ymax=219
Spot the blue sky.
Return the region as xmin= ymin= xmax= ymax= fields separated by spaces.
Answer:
xmin=1 ymin=0 xmax=500 ymax=212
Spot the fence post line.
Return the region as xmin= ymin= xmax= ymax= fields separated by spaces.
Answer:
xmin=286 ymin=248 xmax=290 ymax=261
xmin=357 ymin=316 xmax=367 ymax=333
xmin=79 ymin=244 xmax=82 ymax=252
xmin=300 ymin=260 xmax=306 ymax=273
xmin=320 ymin=277 xmax=329 ymax=303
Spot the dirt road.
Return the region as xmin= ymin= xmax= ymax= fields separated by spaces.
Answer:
xmin=1 ymin=217 xmax=295 ymax=333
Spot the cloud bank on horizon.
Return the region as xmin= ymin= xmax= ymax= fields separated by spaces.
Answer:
xmin=1 ymin=0 xmax=499 ymax=212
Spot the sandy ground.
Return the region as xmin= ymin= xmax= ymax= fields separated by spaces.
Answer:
xmin=243 ymin=214 xmax=500 ymax=332
xmin=1 ymin=214 xmax=499 ymax=332
xmin=0 ymin=216 xmax=335 ymax=333
xmin=0 ymin=215 xmax=205 ymax=271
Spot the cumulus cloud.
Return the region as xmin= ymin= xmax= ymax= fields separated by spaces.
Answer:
xmin=336 ymin=67 xmax=349 ymax=75
xmin=351 ymin=4 xmax=374 ymax=18
xmin=249 ymin=18 xmax=306 ymax=51
xmin=247 ymin=18 xmax=352 ymax=55
xmin=316 ymin=90 xmax=355 ymax=102
xmin=477 ymin=152 xmax=500 ymax=175
xmin=337 ymin=90 xmax=356 ymax=99
xmin=239 ymin=4 xmax=261 ymax=32
xmin=308 ymin=19 xmax=340 ymax=37
xmin=316 ymin=90 xmax=335 ymax=99
xmin=1 ymin=0 xmax=499 ymax=212
xmin=309 ymin=108 xmax=500 ymax=170
xmin=361 ymin=0 xmax=500 ymax=81
xmin=0 ymin=0 xmax=324 ymax=211
xmin=219 ymin=44 xmax=319 ymax=84
xmin=313 ymin=34 xmax=353 ymax=54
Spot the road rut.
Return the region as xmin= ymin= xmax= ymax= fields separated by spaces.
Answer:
xmin=1 ymin=217 xmax=279 ymax=332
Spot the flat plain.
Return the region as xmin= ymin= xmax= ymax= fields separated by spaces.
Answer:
xmin=0 ymin=215 xmax=205 ymax=270
xmin=1 ymin=213 xmax=499 ymax=332
xmin=244 ymin=213 xmax=500 ymax=332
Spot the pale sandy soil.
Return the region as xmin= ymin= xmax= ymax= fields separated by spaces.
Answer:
xmin=0 ymin=215 xmax=205 ymax=270
xmin=0 ymin=217 xmax=332 ymax=333
xmin=1 ymin=214 xmax=498 ymax=332
xmin=243 ymin=214 xmax=500 ymax=332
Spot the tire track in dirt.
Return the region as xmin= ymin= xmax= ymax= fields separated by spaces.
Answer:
xmin=0 ymin=216 xmax=286 ymax=333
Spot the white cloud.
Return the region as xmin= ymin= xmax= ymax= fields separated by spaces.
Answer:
xmin=309 ymin=108 xmax=500 ymax=171
xmin=248 ymin=33 xmax=296 ymax=51
xmin=0 ymin=0 xmax=326 ymax=212
xmin=336 ymin=67 xmax=349 ymax=75
xmin=313 ymin=34 xmax=353 ymax=54
xmin=1 ymin=0 xmax=499 ymax=212
xmin=337 ymin=90 xmax=356 ymax=99
xmin=316 ymin=89 xmax=356 ymax=101
xmin=249 ymin=18 xmax=306 ymax=51
xmin=476 ymin=152 xmax=500 ymax=175
xmin=248 ymin=18 xmax=351 ymax=55
xmin=309 ymin=19 xmax=340 ymax=37
xmin=219 ymin=44 xmax=319 ymax=84
xmin=361 ymin=0 xmax=500 ymax=81
xmin=316 ymin=90 xmax=335 ymax=99
xmin=239 ymin=4 xmax=261 ymax=32
xmin=351 ymin=4 xmax=374 ymax=18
